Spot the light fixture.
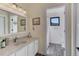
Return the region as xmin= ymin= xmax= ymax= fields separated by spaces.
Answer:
xmin=9 ymin=3 xmax=26 ymax=14
xmin=18 ymin=7 xmax=23 ymax=12
xmin=23 ymin=10 xmax=26 ymax=14
xmin=18 ymin=7 xmax=26 ymax=14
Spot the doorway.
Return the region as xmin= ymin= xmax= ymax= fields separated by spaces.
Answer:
xmin=46 ymin=6 xmax=66 ymax=56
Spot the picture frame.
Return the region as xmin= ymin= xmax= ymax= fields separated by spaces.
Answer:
xmin=32 ymin=17 xmax=40 ymax=25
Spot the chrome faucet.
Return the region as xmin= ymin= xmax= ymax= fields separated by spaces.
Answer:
xmin=13 ymin=37 xmax=18 ymax=42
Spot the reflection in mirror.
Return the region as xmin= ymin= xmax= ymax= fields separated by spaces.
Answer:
xmin=9 ymin=13 xmax=26 ymax=34
xmin=9 ymin=14 xmax=18 ymax=34
xmin=18 ymin=16 xmax=26 ymax=32
xmin=0 ymin=9 xmax=26 ymax=35
xmin=0 ymin=16 xmax=5 ymax=34
xmin=0 ymin=10 xmax=9 ymax=35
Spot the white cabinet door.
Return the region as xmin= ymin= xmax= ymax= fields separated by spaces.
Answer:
xmin=27 ymin=42 xmax=35 ymax=56
xmin=9 ymin=40 xmax=38 ymax=56
xmin=16 ymin=46 xmax=26 ymax=56
xmin=34 ymin=40 xmax=38 ymax=55
xmin=9 ymin=53 xmax=15 ymax=56
xmin=25 ymin=45 xmax=28 ymax=56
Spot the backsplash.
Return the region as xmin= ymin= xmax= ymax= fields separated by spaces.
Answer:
xmin=0 ymin=32 xmax=28 ymax=40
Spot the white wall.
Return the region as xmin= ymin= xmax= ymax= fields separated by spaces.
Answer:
xmin=27 ymin=6 xmax=46 ymax=54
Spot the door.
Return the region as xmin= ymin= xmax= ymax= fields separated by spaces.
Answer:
xmin=27 ymin=42 xmax=35 ymax=56
xmin=16 ymin=46 xmax=26 ymax=56
xmin=34 ymin=40 xmax=38 ymax=55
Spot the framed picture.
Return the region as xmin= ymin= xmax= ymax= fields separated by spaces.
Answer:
xmin=32 ymin=17 xmax=40 ymax=25
xmin=20 ymin=19 xmax=26 ymax=26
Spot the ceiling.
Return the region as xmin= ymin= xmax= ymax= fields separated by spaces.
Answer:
xmin=17 ymin=3 xmax=65 ymax=11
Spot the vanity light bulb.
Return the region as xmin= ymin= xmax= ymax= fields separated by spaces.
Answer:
xmin=23 ymin=11 xmax=26 ymax=14
xmin=12 ymin=4 xmax=16 ymax=9
xmin=18 ymin=8 xmax=23 ymax=12
xmin=7 ymin=3 xmax=11 ymax=6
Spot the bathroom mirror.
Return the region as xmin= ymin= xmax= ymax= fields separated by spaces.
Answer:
xmin=0 ymin=9 xmax=26 ymax=35
xmin=9 ymin=13 xmax=26 ymax=34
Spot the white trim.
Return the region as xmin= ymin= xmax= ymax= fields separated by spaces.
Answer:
xmin=71 ymin=4 xmax=77 ymax=56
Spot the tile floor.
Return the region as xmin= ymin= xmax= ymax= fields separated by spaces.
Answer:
xmin=47 ymin=43 xmax=65 ymax=56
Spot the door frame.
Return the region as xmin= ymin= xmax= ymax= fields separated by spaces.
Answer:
xmin=46 ymin=5 xmax=67 ymax=56
xmin=71 ymin=3 xmax=77 ymax=56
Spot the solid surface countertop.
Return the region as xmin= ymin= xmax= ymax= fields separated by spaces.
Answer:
xmin=0 ymin=37 xmax=38 ymax=56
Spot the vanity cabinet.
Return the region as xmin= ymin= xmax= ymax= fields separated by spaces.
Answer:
xmin=34 ymin=40 xmax=38 ymax=55
xmin=27 ymin=40 xmax=38 ymax=56
xmin=9 ymin=53 xmax=15 ymax=56
xmin=16 ymin=46 xmax=26 ymax=56
xmin=9 ymin=40 xmax=38 ymax=56
xmin=25 ymin=45 xmax=28 ymax=56
xmin=27 ymin=41 xmax=35 ymax=56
